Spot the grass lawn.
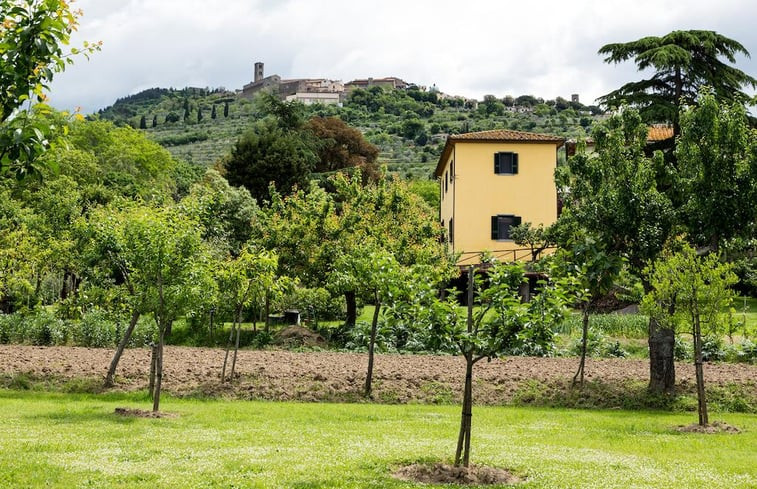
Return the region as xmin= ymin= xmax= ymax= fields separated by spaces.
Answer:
xmin=1 ymin=391 xmax=755 ymax=488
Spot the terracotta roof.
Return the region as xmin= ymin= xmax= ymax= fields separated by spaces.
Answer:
xmin=435 ymin=129 xmax=564 ymax=177
xmin=447 ymin=129 xmax=565 ymax=143
xmin=647 ymin=125 xmax=674 ymax=142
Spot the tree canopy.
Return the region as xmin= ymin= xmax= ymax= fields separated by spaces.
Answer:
xmin=598 ymin=30 xmax=756 ymax=133
xmin=0 ymin=0 xmax=99 ymax=177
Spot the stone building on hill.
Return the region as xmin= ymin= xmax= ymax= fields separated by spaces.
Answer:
xmin=241 ymin=61 xmax=344 ymax=105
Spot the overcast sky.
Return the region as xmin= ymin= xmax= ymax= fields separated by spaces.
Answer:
xmin=49 ymin=0 xmax=757 ymax=114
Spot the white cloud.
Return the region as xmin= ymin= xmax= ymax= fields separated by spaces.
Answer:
xmin=49 ymin=0 xmax=757 ymax=113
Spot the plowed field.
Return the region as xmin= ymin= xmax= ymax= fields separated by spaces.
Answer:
xmin=1 ymin=345 xmax=755 ymax=405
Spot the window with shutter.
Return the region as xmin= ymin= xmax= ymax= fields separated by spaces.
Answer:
xmin=490 ymin=214 xmax=521 ymax=240
xmin=494 ymin=152 xmax=519 ymax=174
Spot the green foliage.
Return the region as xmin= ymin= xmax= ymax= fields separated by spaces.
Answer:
xmin=427 ymin=262 xmax=574 ymax=359
xmin=280 ymin=286 xmax=344 ymax=322
xmin=568 ymin=328 xmax=627 ymax=358
xmin=61 ymin=119 xmax=178 ymax=200
xmin=598 ymin=30 xmax=757 ymax=127
xmin=556 ymin=108 xmax=674 ymax=274
xmin=95 ymin=84 xmax=604 ymax=174
xmin=223 ymin=117 xmax=317 ymax=202
xmin=0 ymin=0 xmax=99 ymax=178
xmin=642 ymin=243 xmax=737 ymax=336
xmin=181 ymin=169 xmax=258 ymax=255
xmin=676 ymin=91 xmax=757 ymax=249
xmin=0 ymin=309 xmax=157 ymax=347
xmin=557 ymin=313 xmax=648 ymax=338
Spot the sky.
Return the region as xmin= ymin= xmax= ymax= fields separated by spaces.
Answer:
xmin=49 ymin=0 xmax=757 ymax=115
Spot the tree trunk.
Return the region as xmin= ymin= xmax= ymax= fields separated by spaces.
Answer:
xmin=152 ymin=329 xmax=165 ymax=412
xmin=455 ymin=355 xmax=474 ymax=467
xmin=455 ymin=266 xmax=476 ymax=467
xmin=648 ymin=317 xmax=676 ymax=394
xmin=264 ymin=293 xmax=270 ymax=332
xmin=345 ymin=291 xmax=357 ymax=328
xmin=229 ymin=309 xmax=242 ymax=382
xmin=148 ymin=342 xmax=158 ymax=399
xmin=572 ymin=306 xmax=589 ymax=387
xmin=693 ymin=315 xmax=709 ymax=426
xmin=209 ymin=308 xmax=215 ymax=345
xmin=104 ymin=309 xmax=141 ymax=387
xmin=221 ymin=316 xmax=236 ymax=382
xmin=364 ymin=294 xmax=381 ymax=398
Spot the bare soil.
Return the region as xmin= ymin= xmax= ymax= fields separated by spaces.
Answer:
xmin=393 ymin=463 xmax=520 ymax=485
xmin=1 ymin=345 xmax=755 ymax=406
xmin=676 ymin=421 xmax=741 ymax=434
xmin=114 ymin=407 xmax=177 ymax=418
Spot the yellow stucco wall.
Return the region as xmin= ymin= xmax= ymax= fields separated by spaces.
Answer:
xmin=439 ymin=141 xmax=559 ymax=265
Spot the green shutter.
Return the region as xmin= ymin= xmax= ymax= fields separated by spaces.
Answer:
xmin=494 ymin=153 xmax=500 ymax=173
xmin=512 ymin=153 xmax=519 ymax=174
xmin=491 ymin=216 xmax=499 ymax=239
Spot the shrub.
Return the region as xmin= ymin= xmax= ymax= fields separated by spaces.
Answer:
xmin=22 ymin=310 xmax=66 ymax=346
xmin=674 ymin=336 xmax=693 ymax=361
xmin=701 ymin=335 xmax=726 ymax=362
xmin=71 ymin=310 xmax=119 ymax=348
xmin=0 ymin=314 xmax=23 ymax=344
xmin=736 ymin=340 xmax=757 ymax=364
xmin=569 ymin=327 xmax=607 ymax=357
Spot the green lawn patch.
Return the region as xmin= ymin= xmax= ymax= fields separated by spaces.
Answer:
xmin=0 ymin=390 xmax=755 ymax=488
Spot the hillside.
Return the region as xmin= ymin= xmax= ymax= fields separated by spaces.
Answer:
xmin=96 ymin=87 xmax=606 ymax=179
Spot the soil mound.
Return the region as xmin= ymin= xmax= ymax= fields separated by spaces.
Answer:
xmin=274 ymin=326 xmax=326 ymax=347
xmin=393 ymin=463 xmax=520 ymax=485
xmin=676 ymin=421 xmax=740 ymax=434
xmin=114 ymin=407 xmax=176 ymax=418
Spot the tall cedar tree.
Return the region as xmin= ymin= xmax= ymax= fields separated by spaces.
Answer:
xmin=598 ymin=30 xmax=756 ymax=136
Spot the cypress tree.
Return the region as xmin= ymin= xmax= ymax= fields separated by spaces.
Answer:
xmin=152 ymin=115 xmax=158 ymax=128
xmin=211 ymin=104 xmax=217 ymax=119
xmin=224 ymin=101 xmax=229 ymax=117
xmin=139 ymin=115 xmax=147 ymax=129
xmin=197 ymin=106 xmax=203 ymax=122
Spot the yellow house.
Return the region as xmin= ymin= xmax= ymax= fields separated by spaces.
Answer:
xmin=435 ymin=129 xmax=565 ymax=265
